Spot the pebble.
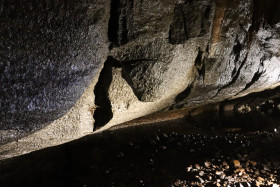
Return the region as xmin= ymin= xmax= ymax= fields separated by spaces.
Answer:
xmin=250 ymin=161 xmax=257 ymax=166
xmin=205 ymin=161 xmax=211 ymax=167
xmin=195 ymin=164 xmax=201 ymax=170
xmin=263 ymin=164 xmax=270 ymax=171
xmin=216 ymin=171 xmax=223 ymax=175
xmin=199 ymin=171 xmax=204 ymax=176
xmin=233 ymin=160 xmax=241 ymax=167
xmin=223 ymin=161 xmax=228 ymax=166
xmin=187 ymin=166 xmax=192 ymax=172
xmin=172 ymin=133 xmax=280 ymax=187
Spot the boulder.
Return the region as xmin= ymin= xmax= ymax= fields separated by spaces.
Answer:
xmin=0 ymin=0 xmax=110 ymax=144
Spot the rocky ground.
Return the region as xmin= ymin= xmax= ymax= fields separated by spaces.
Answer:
xmin=1 ymin=117 xmax=280 ymax=187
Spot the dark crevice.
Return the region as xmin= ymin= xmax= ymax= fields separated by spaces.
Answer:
xmin=253 ymin=0 xmax=280 ymax=27
xmin=213 ymin=0 xmax=280 ymax=98
xmin=108 ymin=0 xmax=120 ymax=46
xmin=175 ymin=82 xmax=194 ymax=103
xmin=93 ymin=57 xmax=121 ymax=130
xmin=108 ymin=0 xmax=131 ymax=46
xmin=121 ymin=15 xmax=128 ymax=45
xmin=213 ymin=11 xmax=257 ymax=99
xmin=237 ymin=70 xmax=263 ymax=96
xmin=235 ymin=59 xmax=266 ymax=96
xmin=230 ymin=39 xmax=242 ymax=77
xmin=199 ymin=4 xmax=212 ymax=36
xmin=180 ymin=6 xmax=188 ymax=40
xmin=233 ymin=39 xmax=242 ymax=64
xmin=195 ymin=48 xmax=206 ymax=80
xmin=169 ymin=4 xmax=187 ymax=44
xmin=213 ymin=54 xmax=248 ymax=98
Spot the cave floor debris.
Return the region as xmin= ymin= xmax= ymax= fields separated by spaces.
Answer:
xmin=1 ymin=118 xmax=280 ymax=187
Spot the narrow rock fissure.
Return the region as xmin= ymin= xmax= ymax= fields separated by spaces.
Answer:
xmin=213 ymin=17 xmax=258 ymax=99
xmin=175 ymin=82 xmax=194 ymax=103
xmin=180 ymin=6 xmax=188 ymax=41
xmin=93 ymin=57 xmax=121 ymax=130
xmin=238 ymin=70 xmax=264 ymax=96
xmin=199 ymin=4 xmax=212 ymax=36
xmin=195 ymin=48 xmax=206 ymax=80
xmin=108 ymin=0 xmax=121 ymax=46
xmin=235 ymin=59 xmax=265 ymax=96
xmin=169 ymin=4 xmax=187 ymax=44
xmin=213 ymin=54 xmax=248 ymax=98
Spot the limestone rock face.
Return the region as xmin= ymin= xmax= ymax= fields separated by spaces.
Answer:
xmin=0 ymin=0 xmax=110 ymax=144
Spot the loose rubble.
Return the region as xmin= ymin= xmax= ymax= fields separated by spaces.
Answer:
xmin=1 ymin=124 xmax=280 ymax=187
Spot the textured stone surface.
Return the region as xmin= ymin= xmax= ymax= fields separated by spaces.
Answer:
xmin=0 ymin=0 xmax=110 ymax=144
xmin=93 ymin=0 xmax=280 ymax=131
xmin=1 ymin=0 xmax=280 ymax=159
xmin=173 ymin=0 xmax=280 ymax=109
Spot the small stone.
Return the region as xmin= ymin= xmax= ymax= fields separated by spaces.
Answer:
xmin=233 ymin=160 xmax=240 ymax=167
xmin=223 ymin=161 xmax=227 ymax=166
xmin=257 ymin=177 xmax=264 ymax=182
xmin=199 ymin=171 xmax=204 ymax=176
xmin=216 ymin=171 xmax=223 ymax=175
xmin=235 ymin=168 xmax=245 ymax=173
xmin=197 ymin=176 xmax=204 ymax=183
xmin=263 ymin=165 xmax=270 ymax=171
xmin=255 ymin=170 xmax=259 ymax=175
xmin=205 ymin=161 xmax=211 ymax=167
xmin=195 ymin=164 xmax=201 ymax=170
xmin=260 ymin=170 xmax=266 ymax=174
xmin=187 ymin=166 xmax=192 ymax=172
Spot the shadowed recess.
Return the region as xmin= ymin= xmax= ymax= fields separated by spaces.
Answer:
xmin=93 ymin=57 xmax=121 ymax=130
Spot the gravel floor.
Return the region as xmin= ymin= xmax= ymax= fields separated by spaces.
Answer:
xmin=1 ymin=119 xmax=280 ymax=187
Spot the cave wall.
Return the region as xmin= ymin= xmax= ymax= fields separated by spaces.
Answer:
xmin=0 ymin=0 xmax=110 ymax=144
xmin=94 ymin=0 xmax=280 ymax=130
xmin=1 ymin=0 xmax=280 ymax=158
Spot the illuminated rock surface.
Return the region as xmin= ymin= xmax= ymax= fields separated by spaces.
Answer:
xmin=1 ymin=0 xmax=280 ymax=158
